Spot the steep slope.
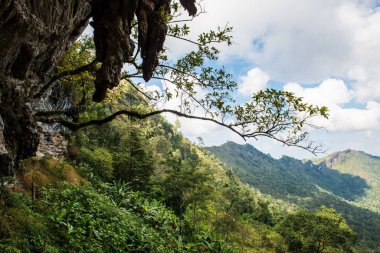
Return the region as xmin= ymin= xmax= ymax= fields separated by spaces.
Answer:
xmin=0 ymin=0 xmax=198 ymax=172
xmin=314 ymin=150 xmax=380 ymax=212
xmin=207 ymin=141 xmax=369 ymax=201
xmin=207 ymin=141 xmax=380 ymax=252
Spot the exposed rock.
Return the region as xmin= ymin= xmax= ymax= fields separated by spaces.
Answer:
xmin=0 ymin=115 xmax=6 ymax=155
xmin=91 ymin=0 xmax=197 ymax=101
xmin=180 ymin=0 xmax=197 ymax=16
xmin=0 ymin=0 xmax=197 ymax=175
xmin=136 ymin=0 xmax=171 ymax=82
xmin=0 ymin=77 xmax=40 ymax=176
xmin=35 ymin=123 xmax=68 ymax=159
xmin=91 ymin=0 xmax=137 ymax=102
xmin=0 ymin=0 xmax=91 ymax=175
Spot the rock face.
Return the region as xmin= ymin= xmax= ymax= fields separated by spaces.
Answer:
xmin=0 ymin=0 xmax=91 ymax=175
xmin=0 ymin=116 xmax=6 ymax=154
xmin=90 ymin=0 xmax=174 ymax=102
xmin=0 ymin=0 xmax=197 ymax=176
xmin=36 ymin=123 xmax=68 ymax=158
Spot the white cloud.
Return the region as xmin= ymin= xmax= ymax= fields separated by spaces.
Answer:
xmin=328 ymin=101 xmax=380 ymax=131
xmin=173 ymin=0 xmax=380 ymax=101
xmin=284 ymin=80 xmax=380 ymax=131
xmin=139 ymin=83 xmax=162 ymax=95
xmin=348 ymin=66 xmax=380 ymax=102
xmin=336 ymin=3 xmax=380 ymax=102
xmin=284 ymin=79 xmax=353 ymax=107
xmin=157 ymin=78 xmax=219 ymax=137
xmin=182 ymin=0 xmax=350 ymax=81
xmin=238 ymin=68 xmax=269 ymax=96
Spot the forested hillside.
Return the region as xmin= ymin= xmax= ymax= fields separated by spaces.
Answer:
xmin=1 ymin=1 xmax=379 ymax=252
xmin=0 ymin=90 xmax=357 ymax=252
xmin=0 ymin=38 xmax=358 ymax=252
xmin=208 ymin=142 xmax=369 ymax=200
xmin=313 ymin=150 xmax=380 ymax=213
xmin=208 ymin=142 xmax=380 ymax=252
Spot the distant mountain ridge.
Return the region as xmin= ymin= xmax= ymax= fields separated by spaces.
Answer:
xmin=207 ymin=141 xmax=380 ymax=251
xmin=313 ymin=149 xmax=380 ymax=212
xmin=313 ymin=149 xmax=380 ymax=183
xmin=207 ymin=141 xmax=370 ymax=202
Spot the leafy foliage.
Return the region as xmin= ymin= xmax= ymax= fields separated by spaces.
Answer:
xmin=35 ymin=3 xmax=328 ymax=154
xmin=277 ymin=206 xmax=356 ymax=253
xmin=208 ymin=142 xmax=368 ymax=200
xmin=208 ymin=141 xmax=380 ymax=252
xmin=79 ymin=147 xmax=114 ymax=180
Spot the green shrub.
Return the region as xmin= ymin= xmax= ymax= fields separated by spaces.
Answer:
xmin=0 ymin=244 xmax=21 ymax=253
xmin=79 ymin=147 xmax=113 ymax=179
xmin=43 ymin=185 xmax=175 ymax=252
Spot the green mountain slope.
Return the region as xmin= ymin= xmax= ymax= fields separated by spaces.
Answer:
xmin=207 ymin=141 xmax=380 ymax=252
xmin=0 ymin=37 xmax=361 ymax=253
xmin=207 ymin=141 xmax=369 ymax=201
xmin=313 ymin=150 xmax=380 ymax=212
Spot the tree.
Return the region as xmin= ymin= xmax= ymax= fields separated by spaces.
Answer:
xmin=0 ymin=0 xmax=327 ymax=175
xmin=113 ymin=127 xmax=155 ymax=191
xmin=277 ymin=206 xmax=357 ymax=253
xmin=157 ymin=145 xmax=213 ymax=217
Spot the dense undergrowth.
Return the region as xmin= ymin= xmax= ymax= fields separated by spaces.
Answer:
xmin=208 ymin=142 xmax=380 ymax=252
xmin=0 ymin=113 xmax=357 ymax=252
xmin=0 ymin=39 xmax=358 ymax=253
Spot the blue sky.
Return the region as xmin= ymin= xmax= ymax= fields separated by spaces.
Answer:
xmin=159 ymin=0 xmax=380 ymax=159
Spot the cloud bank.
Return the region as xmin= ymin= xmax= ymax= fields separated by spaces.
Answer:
xmin=154 ymin=0 xmax=380 ymax=158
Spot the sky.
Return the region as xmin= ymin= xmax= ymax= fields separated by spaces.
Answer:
xmin=154 ymin=0 xmax=380 ymax=159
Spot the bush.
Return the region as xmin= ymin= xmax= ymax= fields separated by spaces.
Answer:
xmin=43 ymin=185 xmax=177 ymax=252
xmin=0 ymin=245 xmax=21 ymax=253
xmin=79 ymin=147 xmax=113 ymax=179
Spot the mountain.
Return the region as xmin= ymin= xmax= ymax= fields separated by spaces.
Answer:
xmin=207 ymin=141 xmax=380 ymax=252
xmin=207 ymin=141 xmax=369 ymax=202
xmin=313 ymin=150 xmax=380 ymax=213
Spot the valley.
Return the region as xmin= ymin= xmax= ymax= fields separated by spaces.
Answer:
xmin=208 ymin=141 xmax=380 ymax=251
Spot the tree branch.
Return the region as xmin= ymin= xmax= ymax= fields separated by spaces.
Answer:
xmin=158 ymin=64 xmax=205 ymax=84
xmin=37 ymin=108 xmax=246 ymax=140
xmin=33 ymin=59 xmax=98 ymax=99
xmin=168 ymin=1 xmax=205 ymax=23
xmin=167 ymin=33 xmax=230 ymax=46
xmin=252 ymin=132 xmax=325 ymax=155
xmin=128 ymin=74 xmax=212 ymax=115
xmin=167 ymin=34 xmax=202 ymax=46
xmin=36 ymin=107 xmax=325 ymax=155
xmin=127 ymin=80 xmax=157 ymax=101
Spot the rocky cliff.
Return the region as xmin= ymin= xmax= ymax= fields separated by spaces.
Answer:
xmin=0 ymin=0 xmax=197 ymax=175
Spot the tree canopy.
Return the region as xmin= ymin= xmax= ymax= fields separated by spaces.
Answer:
xmin=33 ymin=1 xmax=328 ymax=157
xmin=277 ymin=206 xmax=357 ymax=253
xmin=0 ymin=0 xmax=327 ymax=173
